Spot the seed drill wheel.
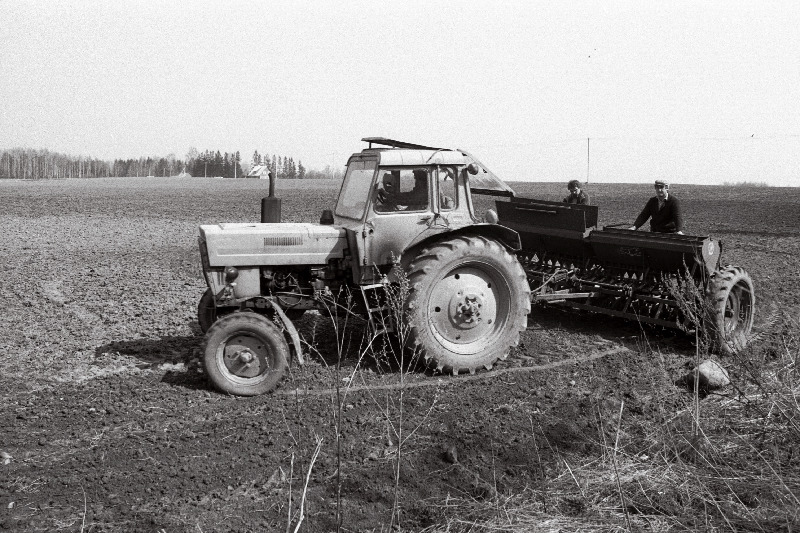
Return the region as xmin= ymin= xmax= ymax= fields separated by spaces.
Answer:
xmin=203 ymin=313 xmax=289 ymax=396
xmin=706 ymin=265 xmax=755 ymax=355
xmin=404 ymin=235 xmax=531 ymax=374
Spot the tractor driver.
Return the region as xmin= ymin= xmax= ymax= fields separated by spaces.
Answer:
xmin=375 ymin=169 xmax=429 ymax=211
xmin=375 ymin=172 xmax=400 ymax=212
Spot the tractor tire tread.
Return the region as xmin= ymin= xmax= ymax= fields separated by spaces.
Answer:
xmin=404 ymin=235 xmax=530 ymax=375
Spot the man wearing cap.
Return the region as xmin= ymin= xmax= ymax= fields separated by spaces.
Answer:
xmin=563 ymin=180 xmax=590 ymax=205
xmin=629 ymin=180 xmax=684 ymax=234
xmin=378 ymin=169 xmax=429 ymax=211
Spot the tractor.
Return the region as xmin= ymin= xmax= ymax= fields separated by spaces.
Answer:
xmin=197 ymin=138 xmax=754 ymax=396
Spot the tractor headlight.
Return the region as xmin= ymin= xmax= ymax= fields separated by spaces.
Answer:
xmin=224 ymin=266 xmax=239 ymax=283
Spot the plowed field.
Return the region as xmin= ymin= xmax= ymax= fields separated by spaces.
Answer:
xmin=1 ymin=178 xmax=798 ymax=532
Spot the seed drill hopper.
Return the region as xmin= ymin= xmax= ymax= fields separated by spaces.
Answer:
xmin=496 ymin=197 xmax=754 ymax=354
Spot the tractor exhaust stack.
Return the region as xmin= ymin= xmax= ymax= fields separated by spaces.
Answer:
xmin=261 ymin=171 xmax=281 ymax=223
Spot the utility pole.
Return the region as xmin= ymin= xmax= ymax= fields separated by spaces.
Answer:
xmin=587 ymin=137 xmax=590 ymax=184
xmin=205 ymin=161 xmax=208 ymax=178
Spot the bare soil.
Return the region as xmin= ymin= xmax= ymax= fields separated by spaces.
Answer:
xmin=1 ymin=178 xmax=798 ymax=532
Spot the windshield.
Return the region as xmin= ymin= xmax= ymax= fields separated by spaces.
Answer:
xmin=459 ymin=150 xmax=516 ymax=197
xmin=335 ymin=159 xmax=377 ymax=219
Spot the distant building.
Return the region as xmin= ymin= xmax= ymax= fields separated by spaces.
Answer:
xmin=245 ymin=165 xmax=271 ymax=179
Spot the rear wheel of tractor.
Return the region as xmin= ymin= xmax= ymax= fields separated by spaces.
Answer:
xmin=203 ymin=313 xmax=289 ymax=396
xmin=404 ymin=235 xmax=531 ymax=374
xmin=197 ymin=288 xmax=236 ymax=334
xmin=706 ymin=265 xmax=755 ymax=355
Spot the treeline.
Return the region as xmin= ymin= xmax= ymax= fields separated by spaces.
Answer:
xmin=186 ymin=149 xmax=243 ymax=179
xmin=111 ymin=155 xmax=184 ymax=178
xmin=0 ymin=147 xmax=341 ymax=180
xmin=0 ymin=148 xmax=114 ymax=180
xmin=0 ymin=148 xmax=186 ymax=180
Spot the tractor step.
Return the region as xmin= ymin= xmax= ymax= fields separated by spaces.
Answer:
xmin=359 ymin=283 xmax=394 ymax=335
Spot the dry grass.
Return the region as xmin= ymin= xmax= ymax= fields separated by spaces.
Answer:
xmin=280 ymin=267 xmax=800 ymax=532
xmin=412 ymin=314 xmax=800 ymax=533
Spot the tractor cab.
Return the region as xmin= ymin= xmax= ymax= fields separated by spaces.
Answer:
xmin=333 ymin=138 xmax=518 ymax=283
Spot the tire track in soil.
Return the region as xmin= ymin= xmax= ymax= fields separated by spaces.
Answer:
xmin=39 ymin=280 xmax=107 ymax=339
xmin=278 ymin=345 xmax=631 ymax=397
xmin=19 ymin=279 xmax=189 ymax=385
xmin=4 ymin=345 xmax=632 ymax=469
xmin=35 ymin=279 xmax=128 ymax=384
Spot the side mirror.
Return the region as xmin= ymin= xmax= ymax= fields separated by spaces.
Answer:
xmin=467 ymin=163 xmax=480 ymax=175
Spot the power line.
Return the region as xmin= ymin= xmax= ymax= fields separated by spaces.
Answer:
xmin=470 ymin=132 xmax=800 ymax=151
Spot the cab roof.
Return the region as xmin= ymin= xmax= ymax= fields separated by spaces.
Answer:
xmin=358 ymin=137 xmax=515 ymax=197
xmin=360 ymin=137 xmax=463 ymax=165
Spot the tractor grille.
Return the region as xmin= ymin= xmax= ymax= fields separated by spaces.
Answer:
xmin=263 ymin=236 xmax=303 ymax=246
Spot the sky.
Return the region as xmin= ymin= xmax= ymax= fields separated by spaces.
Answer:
xmin=1 ymin=1 xmax=799 ymax=185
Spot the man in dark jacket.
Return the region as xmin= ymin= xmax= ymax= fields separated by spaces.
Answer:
xmin=630 ymin=180 xmax=684 ymax=234
xmin=563 ymin=179 xmax=590 ymax=205
xmin=376 ymin=169 xmax=429 ymax=211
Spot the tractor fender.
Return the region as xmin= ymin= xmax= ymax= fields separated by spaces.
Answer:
xmin=271 ymin=304 xmax=305 ymax=366
xmin=402 ymin=223 xmax=522 ymax=262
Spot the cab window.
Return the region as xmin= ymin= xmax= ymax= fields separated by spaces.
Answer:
xmin=438 ymin=166 xmax=456 ymax=210
xmin=374 ymin=168 xmax=429 ymax=213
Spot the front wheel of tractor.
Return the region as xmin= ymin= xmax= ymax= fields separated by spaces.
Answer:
xmin=203 ymin=313 xmax=289 ymax=396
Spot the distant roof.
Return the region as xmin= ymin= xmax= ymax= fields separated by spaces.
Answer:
xmin=247 ymin=165 xmax=270 ymax=176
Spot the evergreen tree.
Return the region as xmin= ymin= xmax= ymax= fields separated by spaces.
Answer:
xmin=213 ymin=151 xmax=223 ymax=177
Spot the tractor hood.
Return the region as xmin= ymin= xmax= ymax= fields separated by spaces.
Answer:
xmin=200 ymin=222 xmax=348 ymax=267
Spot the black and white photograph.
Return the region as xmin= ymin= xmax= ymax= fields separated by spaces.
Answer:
xmin=1 ymin=2 xmax=798 ymax=531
